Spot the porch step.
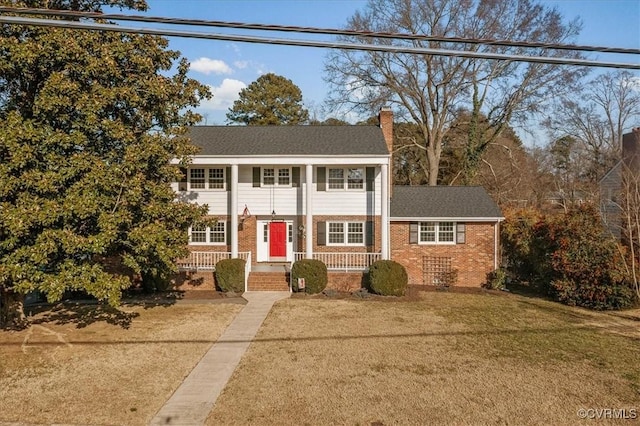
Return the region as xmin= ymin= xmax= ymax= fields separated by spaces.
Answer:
xmin=247 ymin=271 xmax=290 ymax=291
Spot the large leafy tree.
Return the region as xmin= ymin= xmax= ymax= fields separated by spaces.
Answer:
xmin=226 ymin=73 xmax=309 ymax=125
xmin=325 ymin=0 xmax=586 ymax=185
xmin=0 ymin=1 xmax=210 ymax=326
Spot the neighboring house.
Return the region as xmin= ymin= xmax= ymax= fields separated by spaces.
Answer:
xmin=173 ymin=108 xmax=503 ymax=291
xmin=600 ymin=128 xmax=640 ymax=239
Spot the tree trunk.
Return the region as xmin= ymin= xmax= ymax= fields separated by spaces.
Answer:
xmin=0 ymin=288 xmax=27 ymax=329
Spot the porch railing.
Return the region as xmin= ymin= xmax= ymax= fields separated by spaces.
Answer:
xmin=293 ymin=252 xmax=382 ymax=271
xmin=177 ymin=251 xmax=251 ymax=272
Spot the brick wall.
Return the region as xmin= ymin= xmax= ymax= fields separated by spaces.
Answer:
xmin=390 ymin=221 xmax=498 ymax=287
xmin=327 ymin=272 xmax=366 ymax=291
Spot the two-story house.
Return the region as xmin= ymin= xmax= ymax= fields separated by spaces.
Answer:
xmin=174 ymin=108 xmax=503 ymax=291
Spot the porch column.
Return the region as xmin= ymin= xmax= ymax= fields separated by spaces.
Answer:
xmin=381 ymin=163 xmax=389 ymax=259
xmin=230 ymin=164 xmax=239 ymax=258
xmin=305 ymin=164 xmax=313 ymax=259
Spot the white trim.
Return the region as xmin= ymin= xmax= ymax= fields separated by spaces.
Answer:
xmin=261 ymin=166 xmax=292 ymax=187
xmin=305 ymin=164 xmax=313 ymax=259
xmin=381 ymin=163 xmax=389 ymax=259
xmin=178 ymin=156 xmax=390 ymax=166
xmin=188 ymin=221 xmax=227 ymax=246
xmin=417 ymin=221 xmax=456 ymax=245
xmin=230 ymin=165 xmax=238 ymax=258
xmin=326 ymin=221 xmax=366 ymax=246
xmin=391 ymin=217 xmax=504 ymax=222
xmin=187 ymin=166 xmax=226 ymax=191
xmin=326 ymin=167 xmax=365 ymax=192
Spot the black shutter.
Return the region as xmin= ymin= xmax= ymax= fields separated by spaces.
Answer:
xmin=178 ymin=167 xmax=187 ymax=191
xmin=409 ymin=223 xmax=419 ymax=244
xmin=225 ymin=167 xmax=231 ymax=191
xmin=317 ymin=221 xmax=326 ymax=246
xmin=292 ymin=167 xmax=300 ymax=187
xmin=226 ymin=221 xmax=231 ymax=245
xmin=365 ymin=220 xmax=374 ymax=246
xmin=317 ymin=167 xmax=326 ymax=191
xmin=252 ymin=167 xmax=260 ymax=187
xmin=366 ymin=167 xmax=375 ymax=191
xmin=456 ymin=223 xmax=466 ymax=244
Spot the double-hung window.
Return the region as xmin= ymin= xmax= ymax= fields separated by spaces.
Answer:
xmin=189 ymin=221 xmax=226 ymax=245
xmin=419 ymin=222 xmax=455 ymax=244
xmin=327 ymin=221 xmax=364 ymax=246
xmin=189 ymin=168 xmax=225 ymax=190
xmin=327 ymin=168 xmax=364 ymax=191
xmin=262 ymin=167 xmax=291 ymax=187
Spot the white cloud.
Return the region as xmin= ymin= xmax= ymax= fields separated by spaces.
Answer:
xmin=199 ymin=79 xmax=247 ymax=111
xmin=190 ymin=57 xmax=232 ymax=75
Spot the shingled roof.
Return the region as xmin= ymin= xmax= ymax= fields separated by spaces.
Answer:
xmin=390 ymin=186 xmax=503 ymax=219
xmin=188 ymin=125 xmax=389 ymax=156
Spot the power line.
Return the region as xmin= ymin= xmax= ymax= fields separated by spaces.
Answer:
xmin=1 ymin=6 xmax=639 ymax=55
xmin=0 ymin=15 xmax=638 ymax=70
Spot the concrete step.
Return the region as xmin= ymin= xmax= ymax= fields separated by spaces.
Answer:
xmin=248 ymin=272 xmax=290 ymax=291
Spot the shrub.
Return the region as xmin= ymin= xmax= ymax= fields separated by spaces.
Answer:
xmin=215 ymin=258 xmax=246 ymax=293
xmin=484 ymin=268 xmax=508 ymax=290
xmin=291 ymin=259 xmax=328 ymax=294
xmin=368 ymin=260 xmax=408 ymax=296
xmin=141 ymin=271 xmax=173 ymax=292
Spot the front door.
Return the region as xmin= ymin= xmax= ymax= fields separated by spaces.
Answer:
xmin=269 ymin=222 xmax=287 ymax=258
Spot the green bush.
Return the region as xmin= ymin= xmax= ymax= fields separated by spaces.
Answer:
xmin=502 ymin=205 xmax=637 ymax=310
xmin=368 ymin=260 xmax=408 ymax=296
xmin=484 ymin=268 xmax=507 ymax=290
xmin=291 ymin=259 xmax=327 ymax=294
xmin=141 ymin=271 xmax=173 ymax=292
xmin=215 ymin=258 xmax=246 ymax=293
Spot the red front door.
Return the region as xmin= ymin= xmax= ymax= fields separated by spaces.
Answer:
xmin=269 ymin=222 xmax=287 ymax=258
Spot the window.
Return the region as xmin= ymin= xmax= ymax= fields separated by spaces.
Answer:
xmin=262 ymin=167 xmax=291 ymax=187
xmin=208 ymin=168 xmax=225 ymax=189
xmin=327 ymin=221 xmax=365 ymax=246
xmin=210 ymin=222 xmax=226 ymax=243
xmin=347 ymin=168 xmax=364 ymax=189
xmin=190 ymin=169 xmax=205 ymax=189
xmin=328 ymin=222 xmax=344 ymax=244
xmin=288 ymin=224 xmax=293 ymax=243
xmin=189 ymin=222 xmax=226 ymax=245
xmin=189 ymin=167 xmax=225 ymax=190
xmin=419 ymin=222 xmax=455 ymax=244
xmin=190 ymin=224 xmax=207 ymax=243
xmin=327 ymin=168 xmax=364 ymax=191
xmin=328 ymin=168 xmax=344 ymax=189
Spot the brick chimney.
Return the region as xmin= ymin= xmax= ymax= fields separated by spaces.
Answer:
xmin=379 ymin=107 xmax=393 ymax=195
xmin=622 ymin=128 xmax=640 ymax=173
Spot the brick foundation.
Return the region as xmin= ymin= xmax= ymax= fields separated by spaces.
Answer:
xmin=327 ymin=271 xmax=367 ymax=292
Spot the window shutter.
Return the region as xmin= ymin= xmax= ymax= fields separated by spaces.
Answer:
xmin=252 ymin=167 xmax=260 ymax=187
xmin=225 ymin=221 xmax=231 ymax=245
xmin=317 ymin=221 xmax=326 ymax=246
xmin=292 ymin=167 xmax=300 ymax=187
xmin=178 ymin=167 xmax=188 ymax=192
xmin=317 ymin=167 xmax=326 ymax=191
xmin=456 ymin=223 xmax=466 ymax=244
xmin=366 ymin=167 xmax=375 ymax=191
xmin=365 ymin=220 xmax=374 ymax=246
xmin=409 ymin=223 xmax=419 ymax=244
xmin=225 ymin=167 xmax=231 ymax=191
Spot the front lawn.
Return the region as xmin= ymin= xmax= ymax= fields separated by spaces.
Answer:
xmin=208 ymin=291 xmax=640 ymax=425
xmin=0 ymin=302 xmax=243 ymax=425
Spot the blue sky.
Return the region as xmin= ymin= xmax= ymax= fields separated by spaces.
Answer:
xmin=122 ymin=0 xmax=640 ymax=125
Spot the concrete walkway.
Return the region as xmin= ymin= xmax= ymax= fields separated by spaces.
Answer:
xmin=150 ymin=291 xmax=290 ymax=426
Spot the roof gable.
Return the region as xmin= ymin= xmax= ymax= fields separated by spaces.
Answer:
xmin=188 ymin=125 xmax=390 ymax=157
xmin=390 ymin=186 xmax=503 ymax=219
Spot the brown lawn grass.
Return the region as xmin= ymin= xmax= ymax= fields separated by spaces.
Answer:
xmin=0 ymin=301 xmax=243 ymax=425
xmin=207 ymin=291 xmax=640 ymax=426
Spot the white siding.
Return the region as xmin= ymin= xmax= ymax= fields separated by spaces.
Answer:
xmin=174 ymin=165 xmax=382 ymax=216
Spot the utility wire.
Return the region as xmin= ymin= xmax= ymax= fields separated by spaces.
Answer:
xmin=0 ymin=15 xmax=638 ymax=70
xmin=1 ymin=6 xmax=639 ymax=55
